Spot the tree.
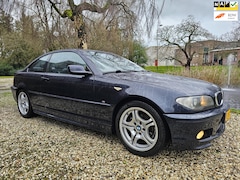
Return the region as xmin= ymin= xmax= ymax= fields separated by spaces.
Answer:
xmin=34 ymin=0 xmax=58 ymax=51
xmin=159 ymin=15 xmax=212 ymax=69
xmin=128 ymin=41 xmax=148 ymax=66
xmin=0 ymin=10 xmax=14 ymax=63
xmin=0 ymin=0 xmax=167 ymax=75
xmin=0 ymin=0 xmax=17 ymax=15
xmin=0 ymin=10 xmax=13 ymax=33
xmin=87 ymin=19 xmax=127 ymax=55
xmin=220 ymin=22 xmax=240 ymax=41
xmin=0 ymin=6 xmax=42 ymax=72
xmin=46 ymin=0 xmax=166 ymax=49
xmin=5 ymin=37 xmax=38 ymax=69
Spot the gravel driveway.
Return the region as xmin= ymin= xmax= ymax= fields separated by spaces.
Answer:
xmin=0 ymin=92 xmax=239 ymax=179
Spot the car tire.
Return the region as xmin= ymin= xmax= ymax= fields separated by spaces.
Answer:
xmin=17 ymin=90 xmax=34 ymax=118
xmin=116 ymin=101 xmax=166 ymax=157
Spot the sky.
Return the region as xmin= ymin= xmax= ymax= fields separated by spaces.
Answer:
xmin=146 ymin=0 xmax=240 ymax=46
xmin=73 ymin=0 xmax=239 ymax=46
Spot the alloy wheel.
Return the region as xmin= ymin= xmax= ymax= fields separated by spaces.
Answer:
xmin=119 ymin=107 xmax=159 ymax=152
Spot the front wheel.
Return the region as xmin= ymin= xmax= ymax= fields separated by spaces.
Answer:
xmin=116 ymin=101 xmax=166 ymax=157
xmin=17 ymin=90 xmax=34 ymax=118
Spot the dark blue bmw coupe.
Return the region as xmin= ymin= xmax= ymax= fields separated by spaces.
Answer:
xmin=11 ymin=49 xmax=230 ymax=156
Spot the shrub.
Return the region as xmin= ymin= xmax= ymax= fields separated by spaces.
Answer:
xmin=0 ymin=63 xmax=15 ymax=76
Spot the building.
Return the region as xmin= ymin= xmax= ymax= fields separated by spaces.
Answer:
xmin=146 ymin=40 xmax=240 ymax=66
xmin=145 ymin=45 xmax=178 ymax=66
xmin=209 ymin=47 xmax=240 ymax=66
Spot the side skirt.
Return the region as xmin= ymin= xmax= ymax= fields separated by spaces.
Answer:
xmin=33 ymin=107 xmax=113 ymax=134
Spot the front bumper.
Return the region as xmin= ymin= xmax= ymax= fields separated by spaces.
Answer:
xmin=163 ymin=104 xmax=230 ymax=150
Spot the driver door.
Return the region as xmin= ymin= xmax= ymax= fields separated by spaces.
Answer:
xmin=40 ymin=51 xmax=95 ymax=119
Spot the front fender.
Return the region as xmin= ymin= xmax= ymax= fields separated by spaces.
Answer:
xmin=125 ymin=84 xmax=180 ymax=113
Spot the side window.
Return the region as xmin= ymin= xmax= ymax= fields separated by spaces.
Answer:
xmin=47 ymin=52 xmax=87 ymax=74
xmin=28 ymin=54 xmax=50 ymax=72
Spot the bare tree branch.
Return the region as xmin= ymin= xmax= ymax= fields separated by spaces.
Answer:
xmin=47 ymin=0 xmax=66 ymax=18
xmin=159 ymin=15 xmax=211 ymax=69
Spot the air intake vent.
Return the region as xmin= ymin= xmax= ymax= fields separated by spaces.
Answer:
xmin=215 ymin=91 xmax=223 ymax=106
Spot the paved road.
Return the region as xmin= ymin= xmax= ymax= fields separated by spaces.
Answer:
xmin=223 ymin=88 xmax=240 ymax=110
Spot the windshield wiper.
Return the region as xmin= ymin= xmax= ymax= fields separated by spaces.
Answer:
xmin=103 ymin=70 xmax=122 ymax=74
xmin=104 ymin=69 xmax=145 ymax=74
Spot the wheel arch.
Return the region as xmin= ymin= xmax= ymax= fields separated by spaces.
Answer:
xmin=16 ymin=88 xmax=35 ymax=118
xmin=16 ymin=82 xmax=27 ymax=94
xmin=111 ymin=96 xmax=171 ymax=143
xmin=15 ymin=83 xmax=33 ymax=109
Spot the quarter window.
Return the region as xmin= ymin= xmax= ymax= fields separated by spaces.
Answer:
xmin=47 ymin=52 xmax=87 ymax=74
xmin=28 ymin=54 xmax=50 ymax=72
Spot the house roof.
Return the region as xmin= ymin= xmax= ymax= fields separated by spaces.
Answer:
xmin=210 ymin=47 xmax=240 ymax=52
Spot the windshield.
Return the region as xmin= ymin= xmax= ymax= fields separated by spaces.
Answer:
xmin=83 ymin=51 xmax=145 ymax=74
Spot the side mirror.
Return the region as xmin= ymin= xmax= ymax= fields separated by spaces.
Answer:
xmin=68 ymin=65 xmax=92 ymax=75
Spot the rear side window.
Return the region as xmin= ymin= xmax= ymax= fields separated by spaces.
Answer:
xmin=47 ymin=52 xmax=87 ymax=74
xmin=28 ymin=54 xmax=50 ymax=72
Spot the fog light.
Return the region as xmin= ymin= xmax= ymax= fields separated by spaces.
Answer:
xmin=196 ymin=130 xmax=204 ymax=140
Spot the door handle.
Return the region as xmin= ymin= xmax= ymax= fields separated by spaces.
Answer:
xmin=41 ymin=76 xmax=49 ymax=81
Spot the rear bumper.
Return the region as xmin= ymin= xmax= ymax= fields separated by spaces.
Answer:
xmin=11 ymin=86 xmax=18 ymax=102
xmin=163 ymin=104 xmax=229 ymax=150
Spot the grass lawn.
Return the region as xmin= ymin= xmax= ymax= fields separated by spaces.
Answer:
xmin=145 ymin=65 xmax=240 ymax=87
xmin=0 ymin=76 xmax=13 ymax=90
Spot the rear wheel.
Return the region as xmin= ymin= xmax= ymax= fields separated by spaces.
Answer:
xmin=17 ymin=90 xmax=34 ymax=118
xmin=116 ymin=101 xmax=166 ymax=157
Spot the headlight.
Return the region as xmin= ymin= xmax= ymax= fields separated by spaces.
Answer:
xmin=176 ymin=96 xmax=214 ymax=111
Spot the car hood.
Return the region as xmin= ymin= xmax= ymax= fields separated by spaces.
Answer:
xmin=104 ymin=71 xmax=220 ymax=96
